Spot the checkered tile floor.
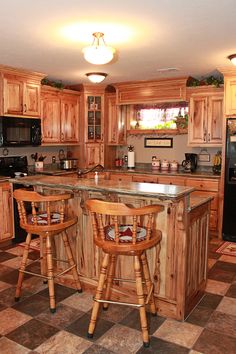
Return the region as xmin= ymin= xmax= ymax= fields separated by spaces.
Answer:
xmin=0 ymin=239 xmax=236 ymax=353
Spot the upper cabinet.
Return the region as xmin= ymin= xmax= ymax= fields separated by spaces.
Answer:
xmin=224 ymin=76 xmax=236 ymax=116
xmin=106 ymin=93 xmax=127 ymax=145
xmin=187 ymin=87 xmax=224 ymax=147
xmin=41 ymin=86 xmax=80 ymax=145
xmin=114 ymin=78 xmax=188 ymax=105
xmin=0 ymin=65 xmax=45 ymax=118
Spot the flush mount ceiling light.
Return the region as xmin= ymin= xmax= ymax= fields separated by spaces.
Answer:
xmin=86 ymin=72 xmax=108 ymax=83
xmin=83 ymin=32 xmax=115 ymax=65
xmin=228 ymin=54 xmax=236 ymax=65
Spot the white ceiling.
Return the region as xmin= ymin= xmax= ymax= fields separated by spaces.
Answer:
xmin=1 ymin=0 xmax=236 ymax=85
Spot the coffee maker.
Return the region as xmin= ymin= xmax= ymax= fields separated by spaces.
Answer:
xmin=182 ymin=153 xmax=198 ymax=172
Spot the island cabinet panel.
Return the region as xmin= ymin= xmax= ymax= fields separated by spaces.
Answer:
xmin=0 ymin=182 xmax=14 ymax=242
xmin=114 ymin=78 xmax=188 ymax=104
xmin=132 ymin=175 xmax=158 ymax=183
xmin=157 ymin=176 xmax=186 ymax=186
xmin=109 ymin=173 xmax=133 ymax=182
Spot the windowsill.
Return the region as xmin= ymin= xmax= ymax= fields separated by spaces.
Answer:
xmin=127 ymin=128 xmax=188 ymax=135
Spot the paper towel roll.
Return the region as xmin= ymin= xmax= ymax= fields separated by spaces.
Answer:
xmin=128 ymin=151 xmax=135 ymax=168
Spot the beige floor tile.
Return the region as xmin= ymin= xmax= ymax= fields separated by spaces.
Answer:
xmin=0 ymin=280 xmax=12 ymax=292
xmin=22 ymin=276 xmax=48 ymax=293
xmin=36 ymin=330 xmax=92 ymax=354
xmin=61 ymin=291 xmax=93 ymax=312
xmin=208 ymin=258 xmax=217 ymax=269
xmin=189 ymin=351 xmax=204 ymax=354
xmin=1 ymin=256 xmax=33 ymax=269
xmin=205 ymin=279 xmax=230 ymax=295
xmin=219 ymin=254 xmax=236 ymax=264
xmin=153 ymin=319 xmax=203 ymax=349
xmin=216 ymin=297 xmax=236 ymax=316
xmin=0 ymin=308 xmax=31 ymax=335
xmin=0 ymin=337 xmax=31 ymax=354
xmin=97 ymin=323 xmax=143 ymax=353
xmin=5 ymin=246 xmax=24 ymax=256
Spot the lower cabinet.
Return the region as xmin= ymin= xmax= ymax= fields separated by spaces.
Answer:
xmin=0 ymin=182 xmax=14 ymax=242
xmin=85 ymin=143 xmax=104 ymax=167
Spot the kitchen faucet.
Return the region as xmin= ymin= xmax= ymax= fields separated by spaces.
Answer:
xmin=77 ymin=164 xmax=104 ymax=178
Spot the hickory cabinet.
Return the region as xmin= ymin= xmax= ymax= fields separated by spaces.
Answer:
xmin=106 ymin=93 xmax=127 ymax=145
xmin=0 ymin=65 xmax=45 ymax=117
xmin=85 ymin=92 xmax=104 ymax=143
xmin=41 ymin=86 xmax=80 ymax=145
xmin=188 ymin=87 xmax=224 ymax=147
xmin=224 ymin=76 xmax=236 ymax=115
xmin=0 ymin=182 xmax=14 ymax=242
xmin=85 ymin=143 xmax=104 ymax=167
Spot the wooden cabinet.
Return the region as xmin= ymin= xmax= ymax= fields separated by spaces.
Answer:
xmin=0 ymin=182 xmax=14 ymax=242
xmin=41 ymin=87 xmax=80 ymax=145
xmin=0 ymin=65 xmax=45 ymax=117
xmin=224 ymin=76 xmax=236 ymax=115
xmin=106 ymin=93 xmax=126 ymax=145
xmin=132 ymin=175 xmax=158 ymax=183
xmin=158 ymin=176 xmax=186 ymax=186
xmin=85 ymin=143 xmax=104 ymax=167
xmin=85 ymin=94 xmax=104 ymax=142
xmin=109 ymin=173 xmax=133 ymax=182
xmin=188 ymin=88 xmax=223 ymax=146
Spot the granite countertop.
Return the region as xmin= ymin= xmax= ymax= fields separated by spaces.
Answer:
xmin=0 ymin=176 xmax=11 ymax=182
xmin=10 ymin=174 xmax=195 ymax=200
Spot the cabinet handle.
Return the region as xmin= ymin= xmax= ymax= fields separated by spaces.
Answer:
xmin=204 ymin=132 xmax=207 ymax=142
xmin=208 ymin=133 xmax=211 ymax=141
xmin=24 ymin=104 xmax=27 ymax=113
xmin=61 ymin=132 xmax=64 ymax=141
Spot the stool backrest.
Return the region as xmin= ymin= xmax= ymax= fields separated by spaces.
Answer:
xmin=13 ymin=189 xmax=74 ymax=232
xmin=86 ymin=199 xmax=164 ymax=245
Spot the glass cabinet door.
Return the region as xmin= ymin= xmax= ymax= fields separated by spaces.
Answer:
xmin=86 ymin=95 xmax=103 ymax=142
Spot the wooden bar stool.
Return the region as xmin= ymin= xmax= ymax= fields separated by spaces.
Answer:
xmin=85 ymin=199 xmax=164 ymax=347
xmin=13 ymin=189 xmax=82 ymax=313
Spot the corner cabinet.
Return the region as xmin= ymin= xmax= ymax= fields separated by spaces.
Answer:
xmin=0 ymin=65 xmax=45 ymax=117
xmin=85 ymin=93 xmax=104 ymax=143
xmin=106 ymin=93 xmax=127 ymax=145
xmin=0 ymin=182 xmax=14 ymax=242
xmin=187 ymin=87 xmax=224 ymax=147
xmin=41 ymin=86 xmax=80 ymax=145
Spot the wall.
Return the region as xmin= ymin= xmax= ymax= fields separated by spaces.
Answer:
xmin=118 ymin=134 xmax=221 ymax=167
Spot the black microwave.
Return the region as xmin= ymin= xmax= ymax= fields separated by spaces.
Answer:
xmin=0 ymin=117 xmax=41 ymax=147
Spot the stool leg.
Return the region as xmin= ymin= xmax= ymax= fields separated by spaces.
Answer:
xmin=103 ymin=254 xmax=116 ymax=310
xmin=46 ymin=234 xmax=56 ymax=313
xmin=141 ymin=252 xmax=156 ymax=315
xmin=40 ymin=235 xmax=48 ymax=284
xmin=15 ymin=232 xmax=32 ymax=301
xmin=88 ymin=252 xmax=110 ymax=338
xmin=134 ymin=255 xmax=149 ymax=347
xmin=62 ymin=231 xmax=82 ymax=293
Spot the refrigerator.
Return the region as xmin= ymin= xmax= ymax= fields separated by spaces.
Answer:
xmin=222 ymin=118 xmax=236 ymax=242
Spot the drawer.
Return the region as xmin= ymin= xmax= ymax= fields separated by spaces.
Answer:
xmin=132 ymin=175 xmax=158 ymax=183
xmin=191 ymin=191 xmax=218 ymax=210
xmin=210 ymin=210 xmax=217 ymax=230
xmin=158 ymin=176 xmax=186 ymax=186
xmin=185 ymin=178 xmax=219 ymax=192
xmin=109 ymin=173 xmax=133 ymax=182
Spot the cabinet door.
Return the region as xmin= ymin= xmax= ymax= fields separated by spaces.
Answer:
xmin=23 ymin=82 xmax=41 ymax=116
xmin=207 ymin=94 xmax=223 ymax=145
xmin=0 ymin=182 xmax=13 ymax=241
xmin=86 ymin=95 xmax=104 ymax=142
xmin=107 ymin=94 xmax=118 ymax=144
xmin=109 ymin=173 xmax=133 ymax=182
xmin=188 ymin=96 xmax=207 ymax=145
xmin=41 ymin=93 xmax=61 ymax=144
xmin=132 ymin=175 xmax=158 ymax=183
xmin=158 ymin=176 xmax=186 ymax=186
xmin=225 ymin=77 xmax=236 ymax=115
xmin=3 ymin=77 xmax=23 ymax=115
xmin=61 ymin=95 xmax=79 ymax=143
xmin=85 ymin=143 xmax=103 ymax=167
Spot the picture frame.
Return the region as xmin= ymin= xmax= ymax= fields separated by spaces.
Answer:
xmin=144 ymin=138 xmax=173 ymax=148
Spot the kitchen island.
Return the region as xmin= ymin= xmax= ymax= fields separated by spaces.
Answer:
xmin=11 ymin=175 xmax=212 ymax=321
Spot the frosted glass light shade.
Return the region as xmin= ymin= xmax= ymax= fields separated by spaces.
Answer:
xmin=228 ymin=54 xmax=236 ymax=65
xmin=86 ymin=72 xmax=107 ymax=83
xmin=83 ymin=32 xmax=115 ymax=65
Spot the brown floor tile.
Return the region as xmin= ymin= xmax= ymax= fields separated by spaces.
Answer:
xmin=0 ymin=286 xmax=33 ymax=307
xmin=0 ymin=268 xmax=33 ymax=285
xmin=0 ymin=251 xmax=17 ymax=263
xmin=206 ymin=310 xmax=236 ymax=339
xmin=205 ymin=279 xmax=230 ymax=295
xmin=61 ymin=291 xmax=94 ymax=312
xmin=84 ymin=344 xmax=116 ymax=354
xmin=1 ymin=256 xmax=33 ymax=269
xmin=213 ymin=261 xmax=236 ymax=273
xmin=193 ymin=328 xmax=236 ymax=354
xmin=98 ymin=303 xmax=134 ymax=323
xmin=120 ymin=308 xmax=166 ymax=335
xmin=0 ymin=302 xmax=6 ymax=312
xmin=35 ymin=330 xmax=92 ymax=354
xmin=186 ymin=305 xmax=214 ymax=327
xmin=66 ymin=312 xmax=114 ymax=341
xmin=225 ymin=282 xmax=236 ymax=298
xmin=208 ymin=258 xmax=217 ymax=269
xmin=21 ymin=276 xmax=47 ymax=294
xmin=0 ymin=337 xmax=31 ymax=354
xmin=4 ymin=245 xmax=24 ymax=256
xmin=36 ymin=303 xmax=84 ymax=329
xmin=0 ymin=307 xmax=31 ymax=335
xmin=97 ymin=323 xmax=143 ymax=353
xmin=6 ymin=318 xmax=59 ymax=350
xmin=0 ymin=264 xmax=15 ymax=277
xmin=219 ymin=254 xmax=236 ymax=264
xmin=0 ymin=280 xmax=12 ymax=292
xmin=153 ymin=319 xmax=203 ymax=349
xmin=216 ymin=296 xmax=236 ymax=316
xmin=37 ymin=283 xmax=77 ymax=302
xmin=197 ymin=292 xmax=223 ymax=309
xmin=12 ymin=293 xmax=50 ymax=316
xmin=208 ymin=267 xmax=235 ymax=283
xmin=137 ymin=336 xmax=190 ymax=354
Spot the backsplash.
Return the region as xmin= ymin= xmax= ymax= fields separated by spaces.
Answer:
xmin=118 ymin=135 xmax=221 ymax=167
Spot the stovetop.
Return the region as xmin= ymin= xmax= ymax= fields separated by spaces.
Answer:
xmin=0 ymin=156 xmax=28 ymax=177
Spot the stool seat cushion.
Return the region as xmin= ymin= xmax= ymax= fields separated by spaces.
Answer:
xmin=105 ymin=224 xmax=147 ymax=243
xmin=28 ymin=212 xmax=61 ymax=225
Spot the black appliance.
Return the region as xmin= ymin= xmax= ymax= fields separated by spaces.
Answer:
xmin=182 ymin=153 xmax=198 ymax=172
xmin=0 ymin=116 xmax=41 ymax=147
xmin=0 ymin=155 xmax=32 ymax=243
xmin=222 ymin=118 xmax=236 ymax=242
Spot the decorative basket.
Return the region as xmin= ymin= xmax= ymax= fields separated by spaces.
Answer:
xmin=175 ymin=118 xmax=188 ymax=129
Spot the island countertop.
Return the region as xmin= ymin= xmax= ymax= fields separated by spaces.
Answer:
xmin=10 ymin=174 xmax=195 ymax=200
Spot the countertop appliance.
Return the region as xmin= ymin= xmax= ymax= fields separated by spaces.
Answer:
xmin=182 ymin=153 xmax=198 ymax=172
xmin=0 ymin=155 xmax=32 ymax=243
xmin=223 ymin=118 xmax=236 ymax=242
xmin=0 ymin=116 xmax=41 ymax=147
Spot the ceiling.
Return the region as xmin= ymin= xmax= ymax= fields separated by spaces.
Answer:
xmin=1 ymin=0 xmax=236 ymax=85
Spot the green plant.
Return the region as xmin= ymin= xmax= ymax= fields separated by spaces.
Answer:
xmin=187 ymin=75 xmax=224 ymax=88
